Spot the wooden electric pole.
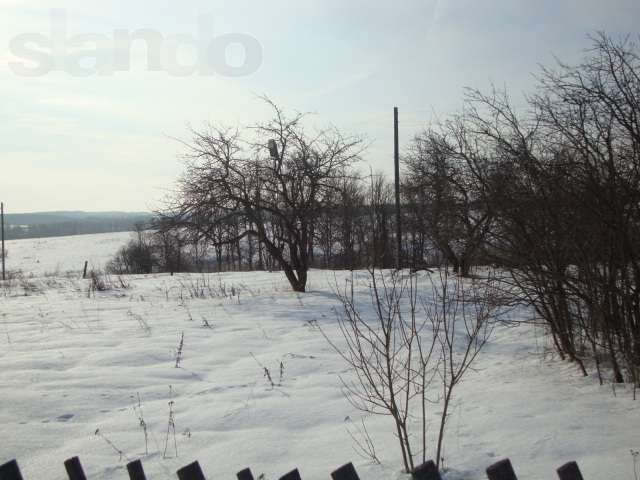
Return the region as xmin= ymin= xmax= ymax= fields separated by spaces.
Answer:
xmin=1 ymin=202 xmax=5 ymax=281
xmin=394 ymin=107 xmax=402 ymax=270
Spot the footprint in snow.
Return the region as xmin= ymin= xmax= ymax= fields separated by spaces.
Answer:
xmin=56 ymin=414 xmax=75 ymax=422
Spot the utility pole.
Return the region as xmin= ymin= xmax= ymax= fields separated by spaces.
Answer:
xmin=394 ymin=107 xmax=402 ymax=270
xmin=1 ymin=202 xmax=5 ymax=281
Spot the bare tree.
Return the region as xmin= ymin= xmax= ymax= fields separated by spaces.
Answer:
xmin=404 ymin=125 xmax=493 ymax=276
xmin=367 ymin=174 xmax=395 ymax=269
xmin=456 ymin=34 xmax=640 ymax=390
xmin=161 ymin=98 xmax=363 ymax=292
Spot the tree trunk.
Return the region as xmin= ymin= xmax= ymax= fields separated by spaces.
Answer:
xmin=282 ymin=265 xmax=306 ymax=292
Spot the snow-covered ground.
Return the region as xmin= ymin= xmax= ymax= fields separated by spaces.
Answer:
xmin=0 ymin=233 xmax=638 ymax=480
xmin=3 ymin=231 xmax=132 ymax=277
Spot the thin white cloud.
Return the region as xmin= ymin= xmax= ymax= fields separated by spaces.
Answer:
xmin=298 ymin=70 xmax=376 ymax=100
xmin=37 ymin=94 xmax=107 ymax=109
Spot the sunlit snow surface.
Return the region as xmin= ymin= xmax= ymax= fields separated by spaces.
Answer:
xmin=0 ymin=232 xmax=638 ymax=479
xmin=3 ymin=231 xmax=132 ymax=277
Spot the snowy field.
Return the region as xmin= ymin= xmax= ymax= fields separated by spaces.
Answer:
xmin=3 ymin=232 xmax=132 ymax=277
xmin=0 ymin=232 xmax=638 ymax=480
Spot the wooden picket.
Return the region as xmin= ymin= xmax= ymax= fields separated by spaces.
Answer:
xmin=236 ymin=468 xmax=255 ymax=480
xmin=557 ymin=461 xmax=585 ymax=480
xmin=411 ymin=460 xmax=442 ymax=480
xmin=0 ymin=459 xmax=24 ymax=480
xmin=279 ymin=469 xmax=302 ymax=480
xmin=176 ymin=461 xmax=206 ymax=480
xmin=64 ymin=457 xmax=88 ymax=480
xmin=0 ymin=455 xmax=587 ymax=480
xmin=126 ymin=460 xmax=147 ymax=480
xmin=331 ymin=462 xmax=361 ymax=480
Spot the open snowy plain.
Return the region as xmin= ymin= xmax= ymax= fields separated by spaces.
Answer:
xmin=0 ymin=233 xmax=638 ymax=480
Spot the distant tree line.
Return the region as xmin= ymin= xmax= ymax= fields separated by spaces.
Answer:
xmin=110 ymin=34 xmax=638 ymax=390
xmin=5 ymin=212 xmax=152 ymax=240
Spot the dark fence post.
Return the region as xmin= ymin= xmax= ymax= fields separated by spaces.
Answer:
xmin=64 ymin=457 xmax=88 ymax=480
xmin=177 ymin=461 xmax=206 ymax=480
xmin=127 ymin=459 xmax=147 ymax=480
xmin=237 ymin=468 xmax=255 ymax=480
xmin=412 ymin=461 xmax=442 ymax=480
xmin=279 ymin=469 xmax=302 ymax=480
xmin=0 ymin=459 xmax=24 ymax=480
xmin=486 ymin=459 xmax=518 ymax=480
xmin=557 ymin=461 xmax=584 ymax=480
xmin=331 ymin=463 xmax=361 ymax=480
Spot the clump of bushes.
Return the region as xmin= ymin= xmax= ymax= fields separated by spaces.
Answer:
xmin=107 ymin=237 xmax=154 ymax=275
xmin=106 ymin=226 xmax=193 ymax=275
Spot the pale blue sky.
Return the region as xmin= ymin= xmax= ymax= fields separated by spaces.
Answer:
xmin=1 ymin=0 xmax=639 ymax=213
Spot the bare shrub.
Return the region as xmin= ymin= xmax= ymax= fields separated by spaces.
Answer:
xmin=88 ymin=269 xmax=109 ymax=293
xmin=323 ymin=268 xmax=497 ymax=472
